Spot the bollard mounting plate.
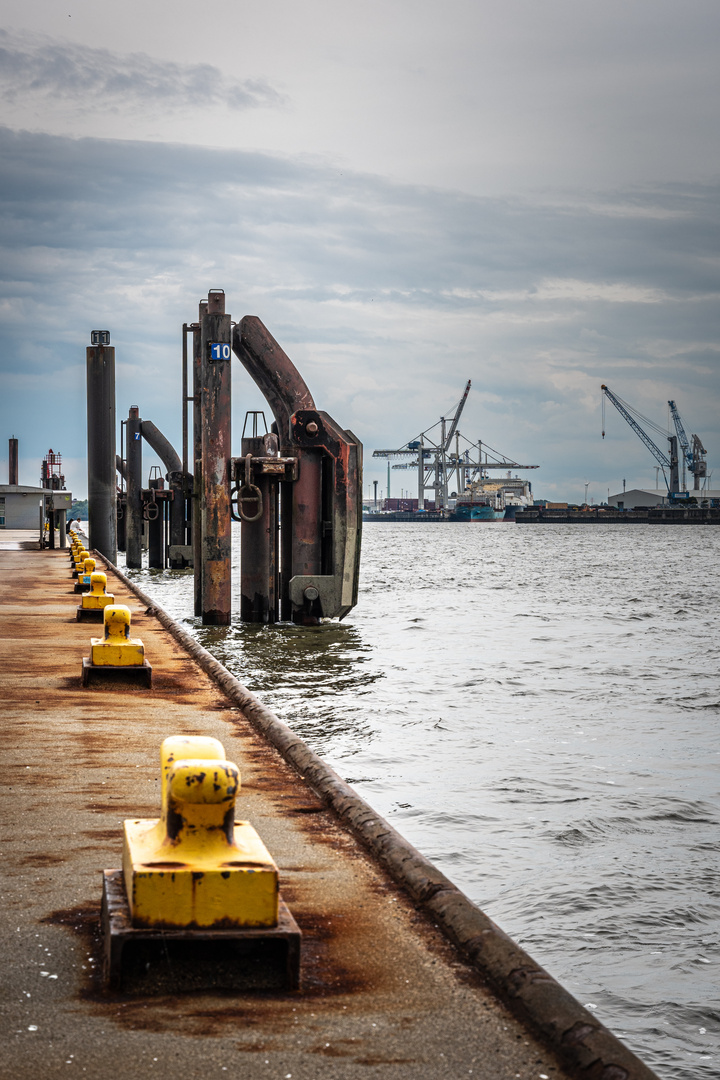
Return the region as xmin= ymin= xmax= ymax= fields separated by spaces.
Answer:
xmin=82 ymin=657 xmax=152 ymax=688
xmin=101 ymin=870 xmax=301 ymax=993
xmin=76 ymin=608 xmax=106 ymax=623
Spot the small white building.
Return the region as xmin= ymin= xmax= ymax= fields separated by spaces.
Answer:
xmin=609 ymin=488 xmax=720 ymax=509
xmin=0 ymin=485 xmax=73 ymax=529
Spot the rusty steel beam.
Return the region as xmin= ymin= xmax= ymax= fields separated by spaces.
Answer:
xmin=191 ymin=302 xmax=205 ymax=617
xmin=290 ymin=410 xmax=362 ymax=620
xmin=126 ymin=406 xmax=143 ymax=568
xmin=231 ymin=316 xmax=362 ymax=624
xmin=200 ymin=291 xmax=231 ymax=625
xmin=232 ymin=316 xmax=315 ymax=446
xmin=237 ymin=435 xmax=281 ymax=623
xmin=232 ymin=317 xmax=323 ymax=621
xmin=145 ymin=483 xmax=166 ymax=570
xmin=86 ymin=336 xmax=117 ymax=563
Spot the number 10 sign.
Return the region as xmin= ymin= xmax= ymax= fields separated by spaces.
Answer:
xmin=210 ymin=343 xmax=231 ymax=360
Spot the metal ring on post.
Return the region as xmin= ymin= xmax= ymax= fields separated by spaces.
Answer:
xmin=145 ymin=498 xmax=159 ymax=521
xmin=236 ymin=484 xmax=263 ymax=523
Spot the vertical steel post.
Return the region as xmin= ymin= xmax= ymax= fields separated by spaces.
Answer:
xmin=147 ymin=495 xmax=164 ymax=568
xmin=58 ymin=509 xmax=67 ymax=549
xmin=291 ymin=452 xmax=323 ymax=580
xmin=117 ymin=421 xmax=125 ymax=552
xmin=192 ymin=303 xmax=206 ymax=616
xmin=182 ymin=325 xmax=188 ymax=492
xmin=168 ymin=478 xmax=186 ymax=557
xmin=126 ymin=406 xmax=143 ymax=568
xmin=200 ymin=290 xmax=232 ymax=625
xmin=117 ymin=498 xmax=126 ymax=551
xmin=240 ymin=436 xmax=278 ymax=623
xmin=279 ymin=481 xmax=294 ymax=621
xmin=86 ymin=336 xmax=117 ymax=562
xmin=181 ymin=321 xmax=190 ymax=560
xmin=8 ymin=438 xmax=18 ymax=485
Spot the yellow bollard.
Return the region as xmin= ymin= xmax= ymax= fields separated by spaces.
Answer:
xmin=122 ymin=739 xmax=279 ymax=929
xmin=91 ymin=605 xmax=144 ymax=665
xmin=76 ymin=572 xmax=115 ymax=622
xmin=72 ymin=548 xmax=89 ymax=577
xmin=137 ymin=735 xmax=227 ymax=850
xmin=74 ymin=556 xmax=97 ymax=593
xmin=82 ymin=605 xmax=152 ymax=686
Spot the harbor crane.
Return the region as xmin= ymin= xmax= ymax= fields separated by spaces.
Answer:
xmin=374 ymin=381 xmax=538 ymax=510
xmin=668 ymin=400 xmax=707 ymax=490
xmin=601 ymin=384 xmax=680 ymax=492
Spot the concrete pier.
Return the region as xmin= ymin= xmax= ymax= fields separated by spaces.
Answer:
xmin=0 ymin=531 xmax=659 ymax=1080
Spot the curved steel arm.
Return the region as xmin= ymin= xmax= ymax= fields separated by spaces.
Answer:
xmin=232 ymin=316 xmax=315 ymax=447
xmin=139 ymin=420 xmax=182 ymax=476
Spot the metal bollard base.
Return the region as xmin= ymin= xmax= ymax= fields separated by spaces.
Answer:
xmin=101 ymin=870 xmax=301 ymax=994
xmin=82 ymin=657 xmax=152 ymax=688
xmin=76 ymin=608 xmax=105 ymax=623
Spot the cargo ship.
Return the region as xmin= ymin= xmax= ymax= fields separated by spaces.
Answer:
xmin=448 ymin=477 xmax=534 ymax=522
xmin=449 ymin=495 xmax=506 ymax=521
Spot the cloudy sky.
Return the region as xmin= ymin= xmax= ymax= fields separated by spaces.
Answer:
xmin=1 ymin=0 xmax=719 ymax=501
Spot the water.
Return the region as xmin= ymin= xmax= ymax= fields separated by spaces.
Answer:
xmin=122 ymin=523 xmax=720 ymax=1079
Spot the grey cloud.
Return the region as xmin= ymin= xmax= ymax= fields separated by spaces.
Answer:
xmin=0 ymin=30 xmax=284 ymax=112
xmin=0 ymin=127 xmax=717 ymax=497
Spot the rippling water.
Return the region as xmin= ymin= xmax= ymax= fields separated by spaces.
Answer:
xmin=122 ymin=522 xmax=720 ymax=1079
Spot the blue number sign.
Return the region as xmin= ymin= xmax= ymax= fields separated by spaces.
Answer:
xmin=210 ymin=343 xmax=231 ymax=360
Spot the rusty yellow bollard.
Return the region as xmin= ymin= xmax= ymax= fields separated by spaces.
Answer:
xmin=74 ymin=556 xmax=97 ymax=593
xmin=156 ymin=736 xmax=226 ymax=811
xmin=72 ymin=547 xmax=90 ymax=577
xmin=82 ymin=604 xmax=152 ymax=687
xmin=76 ymin=572 xmax=115 ymax=622
xmin=139 ymin=736 xmax=230 ymax=855
xmin=123 ymin=737 xmax=279 ymax=929
xmin=91 ymin=605 xmax=144 ymax=665
xmin=101 ymin=735 xmax=301 ymax=991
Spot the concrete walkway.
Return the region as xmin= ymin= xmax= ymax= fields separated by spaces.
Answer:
xmin=0 ymin=536 xmax=641 ymax=1080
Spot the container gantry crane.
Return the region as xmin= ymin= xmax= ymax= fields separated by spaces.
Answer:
xmin=374 ymin=381 xmax=538 ymax=510
xmin=601 ymin=384 xmax=680 ymax=493
xmin=668 ymin=400 xmax=707 ymax=490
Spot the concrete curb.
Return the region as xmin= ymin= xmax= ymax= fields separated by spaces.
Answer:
xmin=94 ymin=553 xmax=660 ymax=1080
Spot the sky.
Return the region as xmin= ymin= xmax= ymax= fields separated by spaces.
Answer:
xmin=0 ymin=0 xmax=719 ymax=502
